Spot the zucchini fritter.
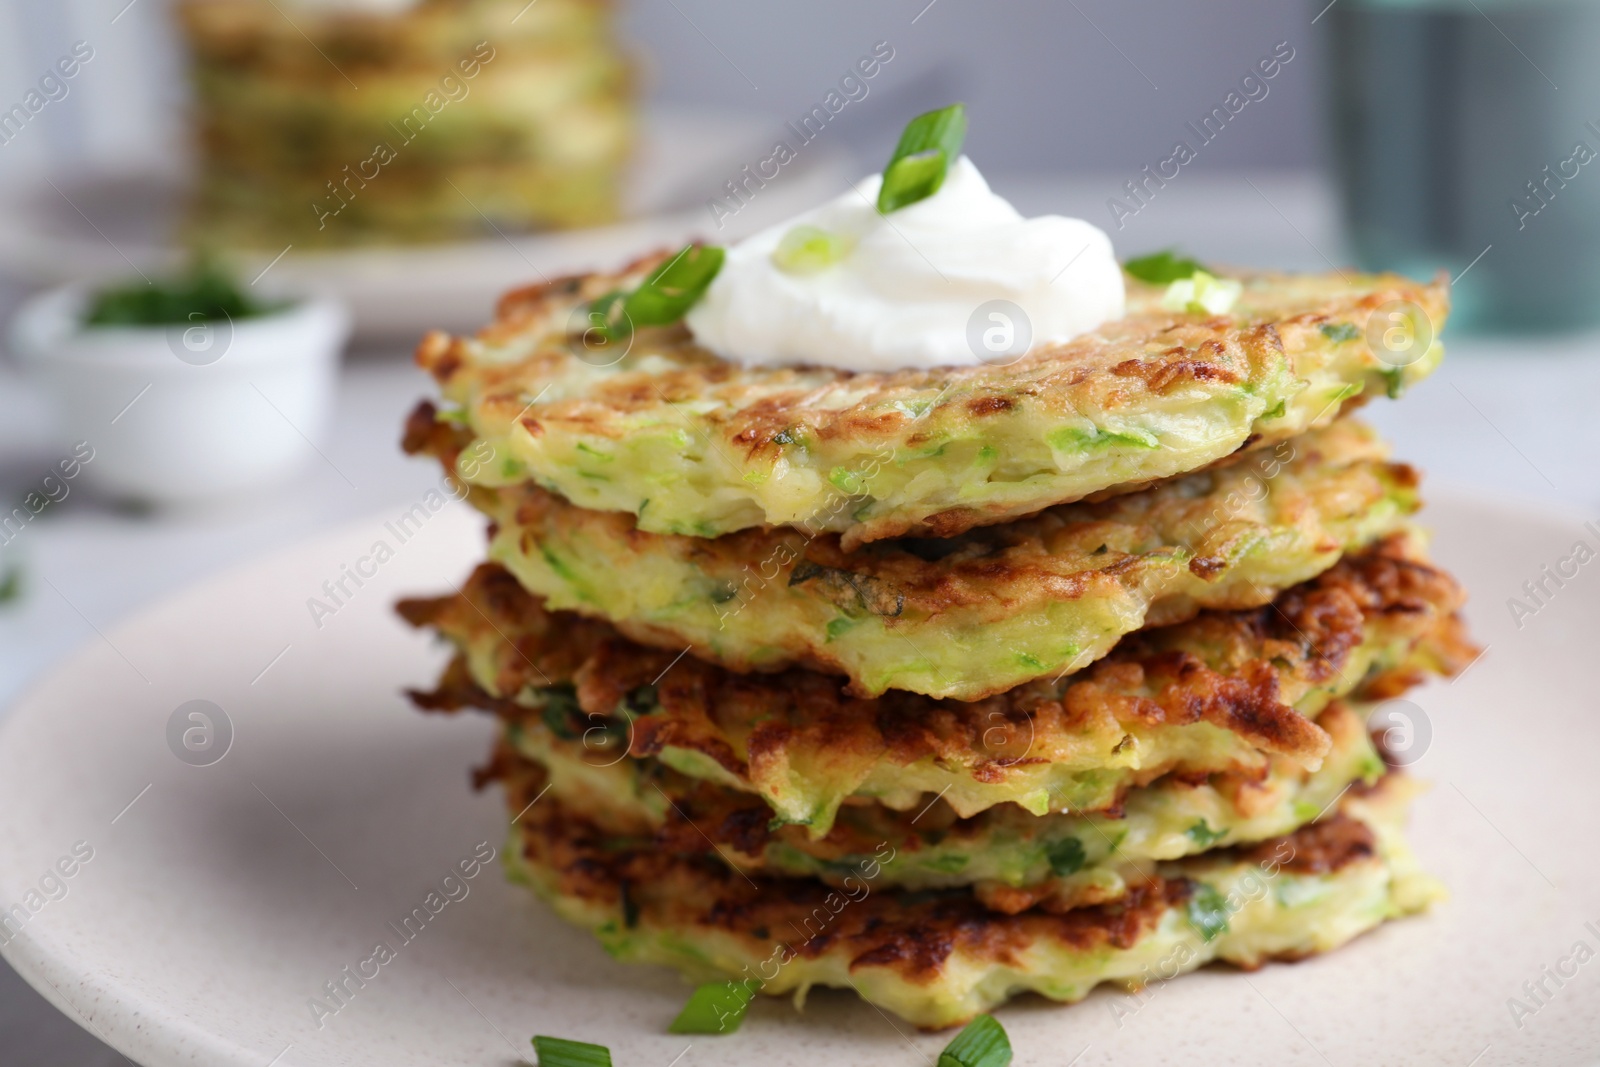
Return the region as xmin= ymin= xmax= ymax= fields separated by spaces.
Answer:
xmin=475 ymin=700 xmax=1389 ymax=915
xmin=398 ymin=533 xmax=1467 ymax=834
xmin=178 ymin=0 xmax=632 ymax=246
xmin=416 ymin=255 xmax=1446 ymax=545
xmin=408 ymin=409 xmax=1419 ymax=699
xmin=501 ymin=769 xmax=1440 ymax=1029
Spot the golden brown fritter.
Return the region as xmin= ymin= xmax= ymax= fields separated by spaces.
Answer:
xmin=415 ymin=252 xmax=1447 ymax=545
xmin=469 ymin=698 xmax=1400 ymax=914
xmin=501 ymin=767 xmax=1440 ymax=1029
xmin=407 ymin=403 xmax=1422 ymax=699
xmin=399 ymin=534 xmax=1468 ymax=832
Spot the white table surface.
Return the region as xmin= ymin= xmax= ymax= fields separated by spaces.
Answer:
xmin=0 ymin=171 xmax=1595 ymax=1064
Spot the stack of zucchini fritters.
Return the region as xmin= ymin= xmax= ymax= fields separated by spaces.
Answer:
xmin=399 ymin=258 xmax=1473 ymax=1028
xmin=177 ymin=0 xmax=633 ymax=247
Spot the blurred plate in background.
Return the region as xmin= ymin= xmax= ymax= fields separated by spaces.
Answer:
xmin=0 ymin=105 xmax=857 ymax=343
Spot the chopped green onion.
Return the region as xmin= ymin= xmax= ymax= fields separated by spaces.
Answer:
xmin=586 ymin=244 xmax=725 ymax=343
xmin=626 ymin=244 xmax=725 ymax=326
xmin=668 ymin=981 xmax=757 ymax=1034
xmin=1044 ymin=837 xmax=1086 ymax=877
xmin=1123 ymin=249 xmax=1203 ymax=284
xmin=938 ymin=1014 xmax=1012 ymax=1067
xmin=0 ymin=565 xmax=20 ymax=605
xmin=1161 ymin=270 xmax=1242 ymax=316
xmin=771 ymin=225 xmax=853 ymax=274
xmin=83 ymin=260 xmax=284 ymax=327
xmin=581 ymin=289 xmax=632 ymax=346
xmin=877 ymin=103 xmax=967 ymax=214
xmin=532 ymin=1035 xmax=612 ymax=1067
xmin=1186 ymin=882 xmax=1231 ymax=942
xmin=879 ymin=151 xmax=948 ymax=212
xmin=1185 ymin=819 xmax=1227 ymax=847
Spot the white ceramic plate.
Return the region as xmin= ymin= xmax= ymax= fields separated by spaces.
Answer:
xmin=0 ymin=489 xmax=1596 ymax=1067
xmin=0 ymin=106 xmax=856 ymax=343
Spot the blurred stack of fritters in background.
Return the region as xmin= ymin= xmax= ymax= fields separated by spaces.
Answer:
xmin=176 ymin=0 xmax=634 ymax=247
xmin=397 ymin=253 xmax=1475 ymax=1027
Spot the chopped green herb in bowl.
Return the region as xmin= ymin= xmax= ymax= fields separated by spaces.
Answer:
xmin=82 ymin=262 xmax=285 ymax=328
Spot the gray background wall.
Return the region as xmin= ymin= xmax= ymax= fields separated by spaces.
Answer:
xmin=628 ymin=0 xmax=1323 ymax=172
xmin=0 ymin=0 xmax=1326 ymax=182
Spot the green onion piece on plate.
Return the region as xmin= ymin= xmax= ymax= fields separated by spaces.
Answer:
xmin=877 ymin=102 xmax=968 ymax=214
xmin=1123 ymin=249 xmax=1204 ymax=284
xmin=938 ymin=1014 xmax=1012 ymax=1067
xmin=667 ymin=980 xmax=758 ymax=1034
xmin=532 ymin=1034 xmax=612 ymax=1067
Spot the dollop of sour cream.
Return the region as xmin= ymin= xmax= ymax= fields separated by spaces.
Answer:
xmin=686 ymin=156 xmax=1124 ymax=372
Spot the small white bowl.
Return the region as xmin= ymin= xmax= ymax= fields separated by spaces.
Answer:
xmin=8 ymin=284 xmax=352 ymax=506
